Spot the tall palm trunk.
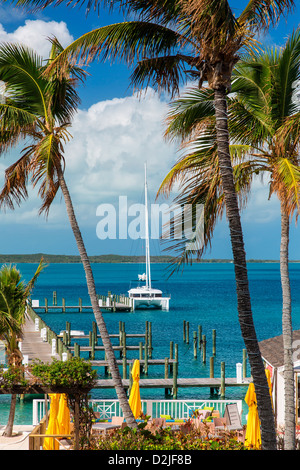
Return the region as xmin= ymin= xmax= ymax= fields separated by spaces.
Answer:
xmin=214 ymin=87 xmax=277 ymax=450
xmin=280 ymin=200 xmax=295 ymax=449
xmin=3 ymin=394 xmax=17 ymax=437
xmin=57 ymin=166 xmax=137 ymax=428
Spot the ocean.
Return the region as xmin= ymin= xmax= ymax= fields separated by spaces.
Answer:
xmin=1 ymin=261 xmax=300 ymax=425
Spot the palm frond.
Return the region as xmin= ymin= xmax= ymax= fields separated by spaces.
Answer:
xmin=164 ymin=87 xmax=215 ymax=142
xmin=45 ymin=22 xmax=184 ymax=75
xmin=270 ymin=157 xmax=300 ymax=216
xmin=239 ymin=0 xmax=295 ymax=32
xmin=0 ymin=42 xmax=49 ymax=120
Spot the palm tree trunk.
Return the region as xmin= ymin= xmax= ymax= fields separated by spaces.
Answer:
xmin=214 ymin=87 xmax=277 ymax=450
xmin=280 ymin=201 xmax=295 ymax=449
xmin=3 ymin=394 xmax=17 ymax=437
xmin=57 ymin=166 xmax=137 ymax=429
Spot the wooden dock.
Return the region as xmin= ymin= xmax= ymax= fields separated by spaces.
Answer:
xmin=24 ymin=305 xmax=252 ymax=398
xmin=21 ymin=315 xmax=60 ymax=364
xmin=94 ymin=377 xmax=251 ymax=390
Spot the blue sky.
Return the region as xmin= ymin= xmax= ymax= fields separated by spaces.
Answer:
xmin=0 ymin=1 xmax=299 ymax=260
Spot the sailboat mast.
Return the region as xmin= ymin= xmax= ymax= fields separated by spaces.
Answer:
xmin=144 ymin=163 xmax=151 ymax=289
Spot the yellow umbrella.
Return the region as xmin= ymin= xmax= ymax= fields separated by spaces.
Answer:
xmin=244 ymin=370 xmax=274 ymax=449
xmin=265 ymin=368 xmax=273 ymax=409
xmin=57 ymin=394 xmax=71 ymax=435
xmin=128 ymin=359 xmax=142 ymax=419
xmin=43 ymin=394 xmax=60 ymax=450
xmin=244 ymin=382 xmax=261 ymax=449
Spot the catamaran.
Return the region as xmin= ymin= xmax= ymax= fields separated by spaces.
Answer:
xmin=128 ymin=164 xmax=170 ymax=311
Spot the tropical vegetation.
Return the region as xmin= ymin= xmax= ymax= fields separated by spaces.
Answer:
xmin=0 ymin=40 xmax=136 ymax=427
xmin=0 ymin=261 xmax=44 ymax=436
xmin=1 ymin=0 xmax=298 ymax=449
xmin=157 ymin=28 xmax=300 ymax=449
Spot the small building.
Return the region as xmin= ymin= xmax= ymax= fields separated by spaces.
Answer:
xmin=259 ymin=331 xmax=300 ymax=428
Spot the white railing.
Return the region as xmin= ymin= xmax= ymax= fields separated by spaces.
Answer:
xmin=32 ymin=398 xmax=243 ymax=426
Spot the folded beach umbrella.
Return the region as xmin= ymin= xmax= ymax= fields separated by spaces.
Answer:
xmin=265 ymin=368 xmax=273 ymax=409
xmin=57 ymin=393 xmax=71 ymax=435
xmin=43 ymin=394 xmax=60 ymax=450
xmin=129 ymin=359 xmax=142 ymax=419
xmin=244 ymin=382 xmax=261 ymax=449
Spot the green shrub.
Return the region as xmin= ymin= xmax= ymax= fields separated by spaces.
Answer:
xmin=90 ymin=419 xmax=247 ymax=450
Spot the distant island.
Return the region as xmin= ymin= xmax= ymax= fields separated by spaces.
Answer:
xmin=0 ymin=253 xmax=298 ymax=263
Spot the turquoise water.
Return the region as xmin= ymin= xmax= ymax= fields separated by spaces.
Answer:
xmin=1 ymin=261 xmax=300 ymax=425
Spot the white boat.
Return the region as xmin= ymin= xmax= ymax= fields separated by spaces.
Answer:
xmin=128 ymin=163 xmax=170 ymax=311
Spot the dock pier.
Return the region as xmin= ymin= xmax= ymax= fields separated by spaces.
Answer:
xmin=25 ymin=304 xmax=252 ymax=399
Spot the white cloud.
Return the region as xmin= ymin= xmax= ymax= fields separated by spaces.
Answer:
xmin=63 ymin=89 xmax=177 ymax=213
xmin=0 ymin=19 xmax=73 ymax=58
xmin=0 ymin=89 xmax=178 ymax=228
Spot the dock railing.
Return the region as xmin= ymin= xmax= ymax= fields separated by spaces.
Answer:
xmin=32 ymin=398 xmax=243 ymax=426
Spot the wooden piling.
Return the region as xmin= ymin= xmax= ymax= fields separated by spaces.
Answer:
xmin=62 ymin=298 xmax=66 ymax=313
xmin=122 ymin=356 xmax=127 ymax=379
xmin=148 ymin=322 xmax=152 ymax=358
xmin=53 ymin=291 xmax=57 ymax=306
xmin=210 ymin=356 xmax=215 ymax=395
xmin=220 ymin=362 xmax=225 ymax=398
xmin=186 ymin=321 xmax=189 ymax=344
xmin=202 ymin=334 xmax=206 ymax=363
xmin=212 ymin=329 xmax=216 ymax=356
xmin=66 ymin=321 xmax=71 ymax=346
xmin=193 ymin=331 xmax=197 ymax=359
xmin=164 ymin=358 xmax=169 ymax=379
xmin=198 ymin=325 xmax=202 ymax=350
xmin=183 ymin=321 xmax=186 ymax=342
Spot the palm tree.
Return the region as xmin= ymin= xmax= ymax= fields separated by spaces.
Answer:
xmin=0 ymin=40 xmax=137 ymax=428
xmin=0 ymin=261 xmax=44 ymax=436
xmin=230 ymin=33 xmax=300 ymax=449
xmin=10 ymin=0 xmax=295 ymax=449
xmin=158 ymin=29 xmax=300 ymax=449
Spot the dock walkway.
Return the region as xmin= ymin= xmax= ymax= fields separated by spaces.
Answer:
xmin=21 ymin=316 xmax=60 ymax=363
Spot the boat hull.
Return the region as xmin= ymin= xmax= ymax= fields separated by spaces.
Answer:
xmin=130 ymin=296 xmax=170 ymax=311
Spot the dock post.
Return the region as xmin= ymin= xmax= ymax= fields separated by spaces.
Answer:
xmin=164 ymin=358 xmax=169 ymax=379
xmin=93 ymin=321 xmax=98 ymax=345
xmin=66 ymin=321 xmax=71 ymax=346
xmin=202 ymin=334 xmax=206 ymax=363
xmin=91 ymin=332 xmax=95 ymax=360
xmin=139 ymin=342 xmax=143 ymax=362
xmin=169 ymin=341 xmax=174 ymax=374
xmin=122 ymin=330 xmax=126 ymax=359
xmin=74 ymin=343 xmax=80 ymax=357
xmin=79 ymin=298 xmax=82 ymax=313
xmin=198 ymin=325 xmax=202 ymax=350
xmin=122 ymin=356 xmax=127 ymax=379
xmin=62 ymin=298 xmax=66 ymax=313
xmin=144 ymin=333 xmax=148 ymax=375
xmin=63 ymin=331 xmax=67 ymax=346
xmin=183 ymin=321 xmax=186 ymax=342
xmin=186 ymin=322 xmax=189 ymax=344
xmin=44 ymin=298 xmax=48 ymax=313
xmin=117 ymin=324 xmax=121 ymax=346
xmin=148 ymin=322 xmax=152 ymax=358
xmin=210 ymin=356 xmax=215 ymax=395
xmin=193 ymin=331 xmax=197 ymax=359
xmin=53 ymin=291 xmax=57 ymax=306
xmin=173 ymin=361 xmax=178 ymax=399
xmin=220 ymin=362 xmax=225 ymax=398
xmin=212 ymin=329 xmax=216 ymax=356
